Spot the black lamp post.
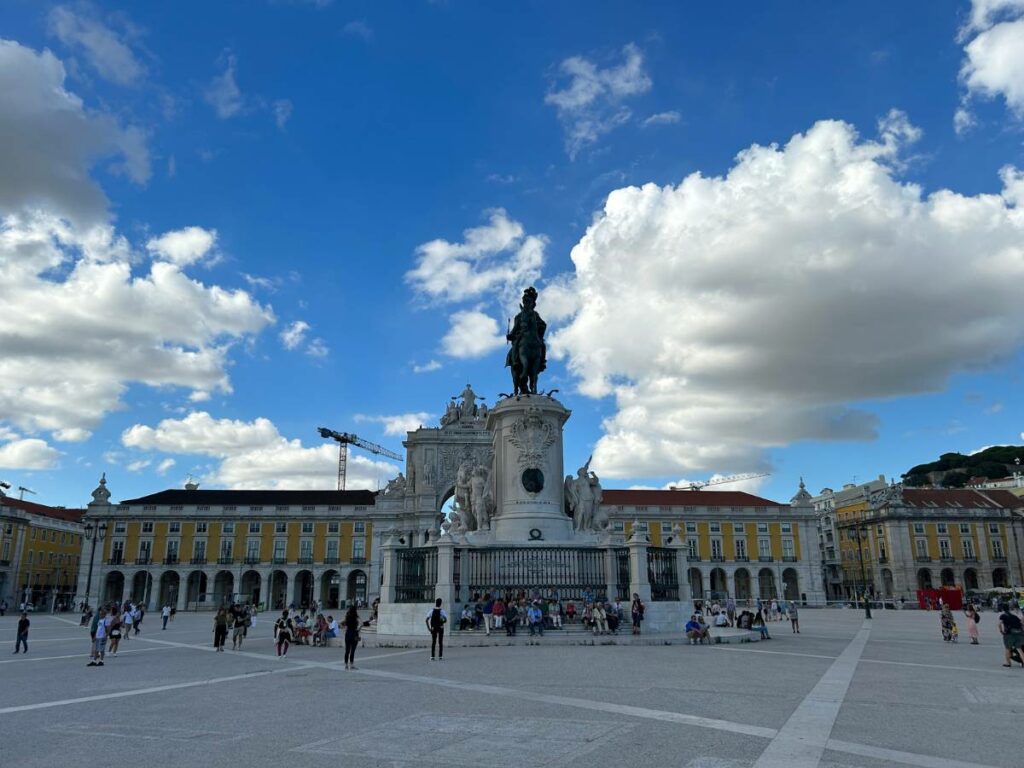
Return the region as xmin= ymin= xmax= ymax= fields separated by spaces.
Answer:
xmin=83 ymin=521 xmax=108 ymax=609
xmin=850 ymin=525 xmax=873 ymax=619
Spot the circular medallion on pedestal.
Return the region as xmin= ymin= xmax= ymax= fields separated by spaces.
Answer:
xmin=521 ymin=467 xmax=544 ymax=494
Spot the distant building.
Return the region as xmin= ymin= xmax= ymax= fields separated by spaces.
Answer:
xmin=835 ymin=486 xmax=1024 ymax=598
xmin=811 ymin=476 xmax=888 ymax=601
xmin=0 ymin=492 xmax=85 ymax=608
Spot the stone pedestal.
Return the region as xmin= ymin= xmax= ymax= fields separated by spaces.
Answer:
xmin=487 ymin=395 xmax=572 ymax=543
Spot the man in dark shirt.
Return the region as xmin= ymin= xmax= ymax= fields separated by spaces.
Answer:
xmin=999 ymin=604 xmax=1024 ymax=668
xmin=14 ymin=612 xmax=29 ymax=654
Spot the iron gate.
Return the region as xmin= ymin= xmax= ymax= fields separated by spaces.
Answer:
xmin=647 ymin=547 xmax=679 ymax=601
xmin=466 ymin=547 xmax=608 ymax=601
xmin=395 ymin=547 xmax=437 ymax=603
xmin=615 ymin=548 xmax=630 ymax=601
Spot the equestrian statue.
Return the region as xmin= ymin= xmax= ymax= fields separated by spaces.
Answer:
xmin=505 ymin=286 xmax=547 ymax=396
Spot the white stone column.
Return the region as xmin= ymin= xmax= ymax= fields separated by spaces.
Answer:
xmin=627 ymin=536 xmax=651 ymax=603
xmin=433 ymin=537 xmax=456 ymax=610
xmin=604 ymin=548 xmax=618 ymax=600
xmin=312 ymin=570 xmax=323 ymax=607
xmin=378 ymin=533 xmax=398 ymax=605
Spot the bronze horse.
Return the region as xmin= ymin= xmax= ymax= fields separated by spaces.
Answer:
xmin=506 ymin=287 xmax=547 ymax=396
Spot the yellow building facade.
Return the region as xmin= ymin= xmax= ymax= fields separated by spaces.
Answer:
xmin=835 ymin=486 xmax=1022 ymax=598
xmin=0 ymin=494 xmax=85 ymax=609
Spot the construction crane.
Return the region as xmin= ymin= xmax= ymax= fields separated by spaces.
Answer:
xmin=17 ymin=485 xmax=36 ymax=500
xmin=669 ymin=472 xmax=770 ymax=491
xmin=317 ymin=427 xmax=403 ymax=491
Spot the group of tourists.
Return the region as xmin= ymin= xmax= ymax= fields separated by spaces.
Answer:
xmin=455 ymin=591 xmax=647 ymax=637
xmin=272 ymin=606 xmax=362 ymax=668
xmin=943 ymin=599 xmax=1024 ymax=669
xmin=81 ymin=600 xmax=145 ymax=666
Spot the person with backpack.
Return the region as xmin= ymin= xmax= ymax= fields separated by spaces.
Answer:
xmin=998 ymin=603 xmax=1024 ymax=668
xmin=108 ymin=609 xmax=123 ymax=656
xmin=161 ymin=604 xmax=171 ymax=630
xmin=213 ymin=608 xmax=229 ymax=652
xmin=13 ymin=612 xmax=29 ymax=654
xmin=274 ymin=610 xmax=293 ymax=658
xmin=88 ymin=608 xmax=109 ymax=667
xmin=425 ymin=598 xmax=448 ymax=661
xmin=120 ymin=607 xmax=133 ymax=642
xmin=342 ymin=606 xmax=360 ymax=669
xmin=631 ymin=593 xmax=645 ymax=635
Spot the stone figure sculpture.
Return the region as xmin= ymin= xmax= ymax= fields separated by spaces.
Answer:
xmin=382 ymin=472 xmax=406 ymax=496
xmin=453 ymin=459 xmax=476 ymax=529
xmin=505 ymin=286 xmax=547 ymax=396
xmin=565 ymin=457 xmax=606 ymax=532
xmin=469 ymin=464 xmax=494 ymax=531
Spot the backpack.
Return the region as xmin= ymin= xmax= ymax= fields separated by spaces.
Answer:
xmin=429 ymin=608 xmax=445 ymax=630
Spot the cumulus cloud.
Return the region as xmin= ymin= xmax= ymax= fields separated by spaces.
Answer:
xmin=48 ymin=5 xmax=146 ymax=86
xmin=0 ymin=438 xmax=60 ymax=470
xmin=123 ymin=411 xmax=397 ymax=490
xmin=280 ymin=320 xmax=310 ymax=350
xmin=156 ymin=457 xmax=176 ymax=475
xmin=958 ymin=1 xmax=1024 ymax=125
xmin=442 ymin=309 xmax=506 ymax=359
xmin=355 ymin=412 xmax=432 ymax=435
xmin=545 ymin=43 xmax=652 ymax=158
xmin=205 ymin=53 xmax=244 ymax=118
xmin=0 ymin=38 xmax=150 ymax=225
xmin=146 ymin=226 xmax=217 ymax=266
xmin=0 ymin=214 xmax=274 ymax=440
xmin=406 ymin=209 xmax=545 ymax=307
xmin=343 ymin=20 xmax=373 ymax=41
xmin=551 ymin=115 xmax=1024 ymax=479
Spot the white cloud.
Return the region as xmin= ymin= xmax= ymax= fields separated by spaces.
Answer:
xmin=122 ymin=411 xmax=397 ymax=490
xmin=189 ymin=391 xmax=211 ymax=403
xmin=205 ymin=53 xmax=244 ymax=119
xmin=643 ymin=111 xmax=681 ymax=127
xmin=48 ymin=5 xmax=146 ymax=86
xmin=0 ymin=438 xmax=60 ymax=470
xmin=146 ymin=226 xmax=217 ymax=266
xmin=343 ymin=20 xmax=373 ymax=41
xmin=273 ymin=98 xmax=293 ymax=130
xmin=442 ymin=309 xmax=506 ymax=359
xmin=156 ymin=457 xmax=175 ymax=475
xmin=54 ymin=427 xmax=90 ymax=443
xmin=551 ymin=115 xmax=1024 ymax=479
xmin=406 ymin=209 xmax=546 ymax=307
xmin=126 ymin=458 xmax=151 ymax=472
xmin=0 ymin=38 xmax=150 ymax=225
xmin=412 ymin=360 xmax=442 ymax=374
xmin=305 ymin=338 xmax=329 ymax=358
xmin=355 ymin=412 xmax=432 ymax=435
xmin=958 ymin=1 xmax=1024 ymax=124
xmin=280 ymin=320 xmax=310 ymax=350
xmin=545 ymin=43 xmax=652 ymax=158
xmin=0 ymin=214 xmax=274 ymax=440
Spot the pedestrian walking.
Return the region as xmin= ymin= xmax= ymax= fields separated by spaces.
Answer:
xmin=482 ymin=593 xmax=493 ymax=636
xmin=274 ymin=610 xmax=292 ymax=657
xmin=231 ymin=610 xmax=247 ymax=650
xmin=121 ymin=609 xmax=133 ymax=641
xmin=13 ymin=612 xmax=29 ymax=654
xmin=342 ymin=605 xmax=360 ymax=669
xmin=965 ymin=606 xmax=980 ymax=645
xmin=161 ymin=604 xmax=171 ymax=630
xmin=88 ymin=608 xmax=109 ymax=666
xmin=425 ymin=598 xmax=447 ymax=661
xmin=213 ymin=608 xmax=229 ymax=652
xmin=789 ymin=603 xmax=800 ymax=633
xmin=998 ymin=603 xmax=1024 ymax=668
xmin=0 ymin=599 xmax=7 ymax=617
xmin=108 ymin=610 xmax=123 ymax=656
xmin=133 ymin=605 xmax=144 ymax=635
xmin=631 ymin=593 xmax=645 ymax=635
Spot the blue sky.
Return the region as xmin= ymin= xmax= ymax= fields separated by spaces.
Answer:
xmin=1 ymin=1 xmax=1024 ymax=507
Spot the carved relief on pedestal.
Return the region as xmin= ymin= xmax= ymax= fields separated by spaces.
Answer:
xmin=509 ymin=406 xmax=555 ymax=469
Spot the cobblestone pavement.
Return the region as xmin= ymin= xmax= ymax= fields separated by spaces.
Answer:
xmin=0 ymin=608 xmax=1019 ymax=768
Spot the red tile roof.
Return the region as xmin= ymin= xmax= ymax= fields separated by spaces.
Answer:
xmin=602 ymin=489 xmax=782 ymax=507
xmin=0 ymin=496 xmax=86 ymax=523
xmin=901 ymin=488 xmax=1023 ymax=509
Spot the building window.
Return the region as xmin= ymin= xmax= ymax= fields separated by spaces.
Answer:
xmin=685 ymin=522 xmax=697 ymax=533
xmin=937 ymin=523 xmax=947 ymax=534
xmin=757 ymin=523 xmax=768 ymax=533
xmin=326 ymin=540 xmax=339 ymax=559
xmin=246 ymin=539 xmax=260 ymax=560
xmin=300 ymin=540 xmax=313 ymax=559
xmin=989 ymin=523 xmax=1000 ymax=534
xmin=249 ymin=523 xmax=261 ymax=534
xmin=1 ymin=541 xmax=9 ymax=561
xmin=686 ymin=538 xmax=698 ymax=558
xmin=193 ymin=540 xmax=206 ymax=560
xmin=276 ymin=506 xmax=289 ymax=512
xmin=962 ymin=539 xmax=975 ymax=559
xmin=111 ymin=540 xmax=125 ymax=563
xmin=302 ymin=506 xmax=315 ymax=512
xmin=913 ymin=523 xmax=924 ymax=534
xmin=354 ymin=522 xmax=366 ymax=534
xmin=613 ymin=521 xmax=625 ymax=532
xmin=301 ymin=522 xmax=314 ymax=534
xmin=275 ymin=522 xmax=287 ymax=534
xmin=142 ymin=522 xmax=154 ymax=534
xmin=328 ymin=506 xmax=341 ymax=512
xmin=197 ymin=506 xmax=210 ymax=512
xmin=939 ymin=539 xmax=952 ymax=559
xmin=711 ymin=539 xmax=723 ymax=559
xmin=27 ymin=551 xmax=33 ymax=564
xmin=114 ymin=521 xmax=126 ymax=533
xmin=168 ymin=521 xmax=180 ymax=533
xmin=993 ymin=539 xmax=1005 ymax=559
xmin=782 ymin=539 xmax=795 ymax=559
xmin=139 ymin=541 xmax=152 ymax=561
xmin=220 ymin=540 xmax=233 ymax=560
xmin=660 ymin=522 xmax=672 ymax=535
xmin=223 ymin=522 xmax=235 ymax=534
xmin=170 ymin=505 xmax=183 ymax=512
xmin=735 ymin=539 xmax=747 ymax=559
xmin=916 ymin=539 xmax=928 ymax=558
xmin=250 ymin=506 xmax=263 ymax=512
xmin=328 ymin=522 xmax=339 ymax=534
xmin=782 ymin=522 xmax=792 ymax=533
xmin=352 ymin=537 xmax=366 ymax=561
xmin=758 ymin=538 xmax=771 ymax=558
xmin=637 ymin=522 xmax=649 ymax=532
xmin=195 ymin=522 xmax=208 ymax=534
xmin=30 ymin=529 xmax=35 ymax=540
xmin=879 ymin=542 xmax=887 ymax=560
xmin=143 ymin=505 xmax=156 ymax=511
xmin=223 ymin=506 xmax=236 ymax=512
xmin=959 ymin=523 xmax=971 ymax=535
xmin=710 ymin=522 xmax=721 ymax=533
xmin=273 ymin=540 xmax=286 ymax=560
xmin=166 ymin=540 xmax=179 ymax=561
